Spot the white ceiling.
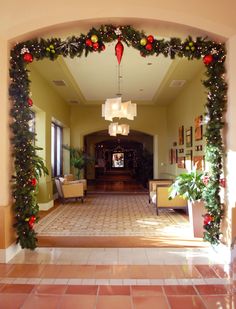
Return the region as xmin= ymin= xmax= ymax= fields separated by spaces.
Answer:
xmin=30 ymin=39 xmax=204 ymax=106
xmin=64 ymin=42 xmax=173 ymax=102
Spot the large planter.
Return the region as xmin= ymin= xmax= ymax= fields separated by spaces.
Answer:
xmin=188 ymin=200 xmax=205 ymax=238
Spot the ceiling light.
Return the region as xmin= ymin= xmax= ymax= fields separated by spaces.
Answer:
xmin=108 ymin=122 xmax=130 ymax=136
xmin=102 ymin=65 xmax=137 ymax=121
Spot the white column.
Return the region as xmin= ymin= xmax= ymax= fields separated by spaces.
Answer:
xmin=0 ymin=37 xmax=10 ymax=207
xmin=225 ymin=35 xmax=236 ymax=249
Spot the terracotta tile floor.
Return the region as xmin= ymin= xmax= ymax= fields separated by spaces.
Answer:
xmin=0 ymin=246 xmax=235 ymax=308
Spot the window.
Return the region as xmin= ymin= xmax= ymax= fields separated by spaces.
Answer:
xmin=51 ymin=122 xmax=63 ymax=177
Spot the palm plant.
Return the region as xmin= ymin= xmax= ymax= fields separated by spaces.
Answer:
xmin=63 ymin=145 xmax=93 ymax=179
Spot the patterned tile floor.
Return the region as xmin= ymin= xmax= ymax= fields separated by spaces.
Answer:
xmin=36 ymin=194 xmax=189 ymax=237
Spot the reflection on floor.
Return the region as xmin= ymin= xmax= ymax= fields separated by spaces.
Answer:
xmin=0 ymin=247 xmax=234 ymax=308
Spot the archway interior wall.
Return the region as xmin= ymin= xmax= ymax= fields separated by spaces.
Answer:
xmin=5 ymin=21 xmax=227 ymax=246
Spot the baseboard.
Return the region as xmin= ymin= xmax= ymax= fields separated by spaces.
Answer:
xmin=38 ymin=200 xmax=54 ymax=211
xmin=0 ymin=242 xmax=21 ymax=263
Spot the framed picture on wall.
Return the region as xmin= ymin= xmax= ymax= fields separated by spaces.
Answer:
xmin=193 ymin=155 xmax=205 ymax=170
xmin=186 ymin=127 xmax=192 ymax=148
xmin=169 ymin=149 xmax=174 ymax=164
xmin=185 ymin=150 xmax=192 ymax=170
xmin=173 ymin=149 xmax=177 ymax=164
xmin=178 ymin=125 xmax=184 ymax=145
xmin=195 ymin=115 xmax=203 ymax=141
xmin=177 ymin=156 xmax=185 ymax=169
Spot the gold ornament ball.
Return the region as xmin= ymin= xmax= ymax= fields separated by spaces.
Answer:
xmin=140 ymin=38 xmax=147 ymax=46
xmin=185 ymin=46 xmax=190 ymax=50
xmin=91 ymin=35 xmax=98 ymax=43
xmin=191 ymin=46 xmax=195 ymax=51
xmin=189 ymin=42 xmax=193 ymax=47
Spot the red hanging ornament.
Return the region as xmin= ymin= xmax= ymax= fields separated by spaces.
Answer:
xmin=27 ymin=98 xmax=33 ymax=107
xmin=23 ymin=53 xmax=33 ymax=63
xmin=204 ymin=214 xmax=214 ymax=225
xmin=101 ymin=44 xmax=106 ymax=51
xmin=147 ymin=35 xmax=154 ymax=43
xmin=203 ymin=54 xmax=213 ymax=65
xmin=115 ymin=37 xmax=124 ymax=64
xmin=93 ymin=42 xmax=99 ymax=50
xmin=30 ymin=178 xmax=37 ymax=186
xmin=85 ymin=39 xmax=93 ymax=47
xmin=145 ymin=43 xmax=153 ymax=51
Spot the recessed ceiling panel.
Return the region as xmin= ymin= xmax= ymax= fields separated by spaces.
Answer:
xmin=64 ymin=42 xmax=173 ymax=102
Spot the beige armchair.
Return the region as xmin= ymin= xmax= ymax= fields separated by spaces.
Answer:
xmin=156 ymin=184 xmax=187 ymax=215
xmin=55 ymin=178 xmax=84 ymax=204
xmin=64 ymin=174 xmax=87 ymax=195
xmin=148 ymin=179 xmax=173 ymax=203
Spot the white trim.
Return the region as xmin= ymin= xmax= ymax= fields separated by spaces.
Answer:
xmin=0 ymin=242 xmax=21 ymax=263
xmin=211 ymin=242 xmax=232 ymax=263
xmin=38 ymin=200 xmax=54 ymax=211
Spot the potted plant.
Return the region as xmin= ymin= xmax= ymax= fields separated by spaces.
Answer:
xmin=63 ymin=145 xmax=93 ymax=179
xmin=169 ymin=168 xmax=206 ymax=238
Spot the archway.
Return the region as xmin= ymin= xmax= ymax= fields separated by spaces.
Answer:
xmin=9 ymin=24 xmax=226 ymax=249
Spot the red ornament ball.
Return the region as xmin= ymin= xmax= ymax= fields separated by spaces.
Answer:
xmin=204 ymin=214 xmax=214 ymax=225
xmin=23 ymin=53 xmax=33 ymax=63
xmin=101 ymin=44 xmax=106 ymax=51
xmin=93 ymin=42 xmax=99 ymax=50
xmin=147 ymin=35 xmax=154 ymax=43
xmin=145 ymin=43 xmax=153 ymax=51
xmin=140 ymin=51 xmax=146 ymax=57
xmin=85 ymin=39 xmax=93 ymax=47
xmin=203 ymin=54 xmax=213 ymax=65
xmin=219 ymin=178 xmax=226 ymax=188
xmin=27 ymin=98 xmax=33 ymax=107
xmin=29 ymin=215 xmax=36 ymax=223
xmin=30 ymin=178 xmax=37 ymax=186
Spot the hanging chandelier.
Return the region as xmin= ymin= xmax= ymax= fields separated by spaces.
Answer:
xmin=102 ymin=55 xmax=137 ymax=122
xmin=108 ymin=122 xmax=130 ymax=136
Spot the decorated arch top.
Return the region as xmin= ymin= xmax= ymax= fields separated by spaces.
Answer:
xmin=9 ymin=24 xmax=227 ymax=249
xmin=13 ymin=24 xmax=225 ymax=65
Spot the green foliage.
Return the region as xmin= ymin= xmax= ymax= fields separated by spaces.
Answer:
xmin=9 ymin=24 xmax=226 ymax=247
xmin=169 ymin=169 xmax=205 ymax=202
xmin=63 ymin=145 xmax=93 ymax=179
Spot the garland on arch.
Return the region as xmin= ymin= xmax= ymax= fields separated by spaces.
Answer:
xmin=9 ymin=24 xmax=227 ymax=249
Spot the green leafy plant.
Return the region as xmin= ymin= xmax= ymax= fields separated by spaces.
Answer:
xmin=63 ymin=145 xmax=93 ymax=179
xmin=169 ymin=169 xmax=205 ymax=202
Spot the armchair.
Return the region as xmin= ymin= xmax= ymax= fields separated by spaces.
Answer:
xmin=55 ymin=177 xmax=84 ymax=204
xmin=148 ymin=179 xmax=173 ymax=204
xmin=64 ymin=174 xmax=87 ymax=195
xmin=156 ymin=184 xmax=187 ymax=215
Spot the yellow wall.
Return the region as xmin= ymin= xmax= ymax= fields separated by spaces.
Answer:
xmin=166 ymin=66 xmax=206 ymax=176
xmin=29 ymin=66 xmax=70 ymax=203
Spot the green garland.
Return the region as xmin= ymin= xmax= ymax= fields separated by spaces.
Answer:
xmin=9 ymin=25 xmax=227 ymax=249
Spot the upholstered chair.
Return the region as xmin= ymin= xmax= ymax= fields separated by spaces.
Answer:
xmin=55 ymin=177 xmax=84 ymax=203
